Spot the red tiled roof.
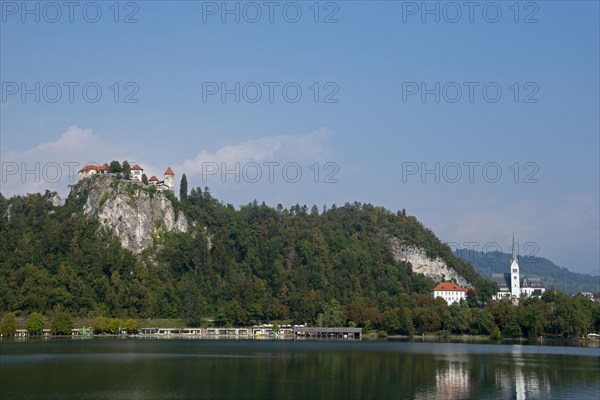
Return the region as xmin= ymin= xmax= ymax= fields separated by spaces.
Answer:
xmin=149 ymin=175 xmax=158 ymax=181
xmin=79 ymin=163 xmax=113 ymax=172
xmin=79 ymin=165 xmax=101 ymax=172
xmin=432 ymin=282 xmax=468 ymax=292
xmin=164 ymin=167 xmax=174 ymax=175
xmin=131 ymin=164 xmax=143 ymax=171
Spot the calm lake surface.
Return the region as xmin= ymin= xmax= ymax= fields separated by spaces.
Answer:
xmin=1 ymin=339 xmax=599 ymax=399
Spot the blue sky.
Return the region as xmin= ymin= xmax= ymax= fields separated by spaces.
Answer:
xmin=1 ymin=1 xmax=598 ymax=274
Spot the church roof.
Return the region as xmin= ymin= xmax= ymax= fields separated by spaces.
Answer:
xmin=164 ymin=167 xmax=174 ymax=175
xmin=522 ymin=276 xmax=545 ymax=288
xmin=131 ymin=164 xmax=143 ymax=171
xmin=490 ymin=272 xmax=545 ymax=289
xmin=432 ymin=282 xmax=468 ymax=292
xmin=491 ymin=273 xmax=510 ymax=288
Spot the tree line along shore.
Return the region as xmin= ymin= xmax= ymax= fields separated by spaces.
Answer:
xmin=1 ymin=182 xmax=599 ymax=340
xmin=2 ymin=290 xmax=599 ymax=340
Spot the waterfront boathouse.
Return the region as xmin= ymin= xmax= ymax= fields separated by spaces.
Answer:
xmin=293 ymin=327 xmax=362 ymax=339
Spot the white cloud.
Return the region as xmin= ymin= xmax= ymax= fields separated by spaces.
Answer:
xmin=1 ymin=125 xmax=146 ymax=198
xmin=179 ymin=128 xmax=333 ymax=175
xmin=32 ymin=125 xmax=100 ymax=154
xmin=173 ymin=128 xmax=339 ymax=209
xmin=1 ymin=126 xmax=336 ymax=200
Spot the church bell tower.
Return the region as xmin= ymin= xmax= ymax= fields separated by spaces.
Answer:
xmin=510 ymin=234 xmax=520 ymax=298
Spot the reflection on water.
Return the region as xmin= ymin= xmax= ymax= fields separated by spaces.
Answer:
xmin=434 ymin=361 xmax=470 ymax=399
xmin=424 ymin=357 xmax=553 ymax=400
xmin=0 ymin=340 xmax=598 ymax=399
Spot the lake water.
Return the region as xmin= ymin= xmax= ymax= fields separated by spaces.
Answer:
xmin=1 ymin=339 xmax=599 ymax=399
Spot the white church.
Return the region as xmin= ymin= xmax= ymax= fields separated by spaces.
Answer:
xmin=491 ymin=235 xmax=545 ymax=301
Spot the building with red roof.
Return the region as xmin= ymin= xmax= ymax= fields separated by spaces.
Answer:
xmin=77 ymin=162 xmax=174 ymax=193
xmin=77 ymin=163 xmax=110 ymax=180
xmin=163 ymin=167 xmax=174 ymax=190
xmin=130 ymin=164 xmax=144 ymax=182
xmin=431 ymin=282 xmax=468 ymax=305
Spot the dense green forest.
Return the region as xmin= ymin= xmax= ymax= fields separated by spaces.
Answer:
xmin=0 ymin=184 xmax=481 ymax=326
xmin=1 ymin=182 xmax=599 ymax=337
xmin=455 ymin=249 xmax=600 ymax=295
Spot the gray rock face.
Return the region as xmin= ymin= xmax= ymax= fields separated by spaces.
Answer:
xmin=5 ymin=204 xmax=12 ymax=221
xmin=388 ymin=237 xmax=472 ymax=288
xmin=71 ymin=175 xmax=188 ymax=254
xmin=49 ymin=193 xmax=62 ymax=207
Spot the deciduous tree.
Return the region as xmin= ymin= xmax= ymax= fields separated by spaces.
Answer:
xmin=124 ymin=319 xmax=139 ymax=334
xmin=26 ymin=312 xmax=45 ymax=335
xmin=109 ymin=160 xmax=122 ymax=173
xmin=445 ymin=302 xmax=472 ymax=334
xmin=51 ymin=312 xmax=72 ymax=335
xmin=1 ymin=312 xmax=17 ymax=336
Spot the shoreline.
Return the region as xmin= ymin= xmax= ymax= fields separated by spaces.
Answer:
xmin=2 ymin=334 xmax=599 ymax=349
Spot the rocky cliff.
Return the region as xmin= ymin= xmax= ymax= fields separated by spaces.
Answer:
xmin=388 ymin=237 xmax=472 ymax=288
xmin=70 ymin=174 xmax=188 ymax=254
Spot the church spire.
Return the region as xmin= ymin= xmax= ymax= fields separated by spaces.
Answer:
xmin=511 ymin=233 xmax=516 ymax=263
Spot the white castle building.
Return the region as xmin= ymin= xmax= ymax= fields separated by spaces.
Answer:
xmin=77 ymin=163 xmax=175 ymax=192
xmin=491 ymin=235 xmax=545 ymax=301
xmin=77 ymin=163 xmax=110 ymax=180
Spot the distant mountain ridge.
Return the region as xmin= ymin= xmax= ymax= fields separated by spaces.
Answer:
xmin=454 ymin=249 xmax=599 ymax=295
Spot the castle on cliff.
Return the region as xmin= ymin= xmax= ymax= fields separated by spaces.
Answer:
xmin=77 ymin=163 xmax=174 ymax=192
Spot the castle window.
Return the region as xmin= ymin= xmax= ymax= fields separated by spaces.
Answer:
xmin=512 ymin=269 xmax=517 ymax=273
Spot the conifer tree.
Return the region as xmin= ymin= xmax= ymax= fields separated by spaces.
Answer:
xmin=180 ymin=174 xmax=188 ymax=201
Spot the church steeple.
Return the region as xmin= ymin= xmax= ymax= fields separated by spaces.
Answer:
xmin=511 ymin=233 xmax=516 ymax=263
xmin=510 ymin=233 xmax=520 ymax=299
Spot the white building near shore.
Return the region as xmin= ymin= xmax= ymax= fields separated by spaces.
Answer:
xmin=431 ymin=282 xmax=468 ymax=305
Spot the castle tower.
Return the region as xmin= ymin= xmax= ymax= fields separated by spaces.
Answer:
xmin=510 ymin=234 xmax=520 ymax=298
xmin=164 ymin=167 xmax=174 ymax=192
xmin=131 ymin=164 xmax=144 ymax=182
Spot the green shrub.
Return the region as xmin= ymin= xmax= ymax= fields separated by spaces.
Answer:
xmin=98 ymin=192 xmax=109 ymax=208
